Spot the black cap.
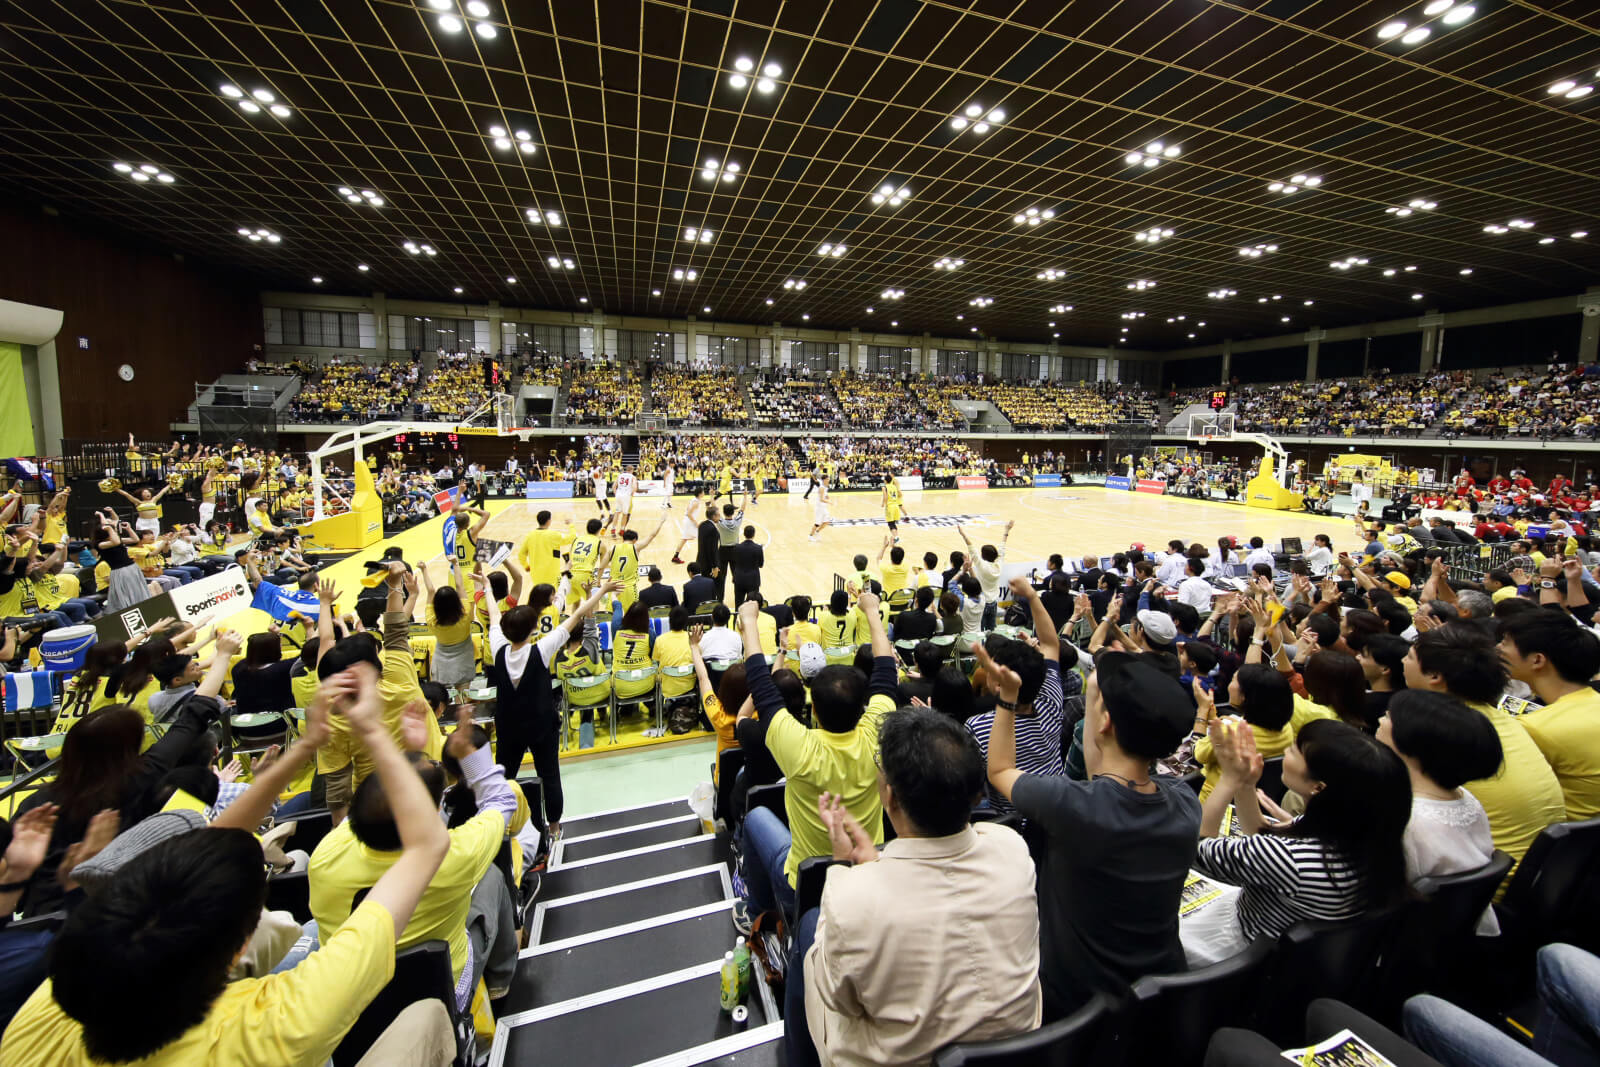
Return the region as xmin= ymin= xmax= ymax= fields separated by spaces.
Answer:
xmin=1093 ymin=651 xmax=1194 ymax=761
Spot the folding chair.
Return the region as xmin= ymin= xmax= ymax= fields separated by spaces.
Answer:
xmin=561 ymin=671 xmax=614 ymax=745
xmin=610 ymin=665 xmax=660 ymax=734
xmin=226 ymin=710 xmax=293 ymax=759
xmin=647 ymin=605 xmax=672 ymax=640
xmin=822 ymin=643 xmax=858 ymax=667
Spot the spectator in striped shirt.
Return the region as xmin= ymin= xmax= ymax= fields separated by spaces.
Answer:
xmin=963 ymin=578 xmax=1067 ymax=813
xmin=1182 ymin=717 xmax=1411 ymax=966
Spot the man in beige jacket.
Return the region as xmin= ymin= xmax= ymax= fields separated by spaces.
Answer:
xmin=800 ymin=706 xmax=1041 ymax=1066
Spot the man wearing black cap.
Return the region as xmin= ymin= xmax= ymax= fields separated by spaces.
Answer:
xmin=981 ymin=645 xmax=1200 ymax=1022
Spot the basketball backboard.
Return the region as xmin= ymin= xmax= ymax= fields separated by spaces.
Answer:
xmin=1187 ymin=411 xmax=1236 ymax=441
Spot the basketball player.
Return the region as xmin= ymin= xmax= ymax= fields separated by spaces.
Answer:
xmin=661 ymin=462 xmax=676 ymax=509
xmin=568 ymin=518 xmax=605 ymax=609
xmin=670 ymin=493 xmax=706 ymax=564
xmin=610 ymin=511 xmax=667 ymax=610
xmin=808 ymin=474 xmax=832 ymax=543
xmin=452 ymin=500 xmax=490 ymax=570
xmin=714 ymin=461 xmax=735 ymax=503
xmin=611 ymin=465 xmax=637 ymax=535
xmin=881 ymin=473 xmax=906 ymax=544
xmin=592 ymin=465 xmax=611 ymax=518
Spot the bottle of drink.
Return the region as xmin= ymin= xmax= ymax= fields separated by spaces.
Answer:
xmin=732 ymin=941 xmax=752 ymax=1002
xmin=719 ymin=951 xmax=739 ymax=1012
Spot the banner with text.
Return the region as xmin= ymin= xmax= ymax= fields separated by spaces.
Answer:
xmin=1031 ymin=474 xmax=1062 ymax=488
xmin=1103 ymin=476 xmax=1135 ymax=491
xmin=1136 ymin=479 xmax=1168 ymax=495
xmin=787 ymin=478 xmax=812 ymax=496
xmin=956 ymin=476 xmax=990 ymax=490
xmin=251 ymin=581 xmax=323 ymax=622
xmin=167 ymin=567 xmax=254 ymax=628
xmin=894 ymin=475 xmax=924 ymax=492
xmin=525 ymin=481 xmax=576 ymax=499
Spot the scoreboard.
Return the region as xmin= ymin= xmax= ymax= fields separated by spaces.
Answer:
xmin=393 ymin=431 xmax=459 ymax=451
xmin=1208 ymin=389 xmax=1230 ymax=411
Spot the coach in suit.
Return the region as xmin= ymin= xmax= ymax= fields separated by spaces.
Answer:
xmin=682 ymin=563 xmax=718 ymax=613
xmin=637 ymin=566 xmax=679 ymax=610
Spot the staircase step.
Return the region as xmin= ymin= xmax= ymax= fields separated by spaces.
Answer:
xmin=557 ymin=815 xmax=703 ymax=865
xmin=562 ymin=798 xmax=685 ymax=837
xmin=530 ymin=864 xmax=730 ymax=945
xmin=539 ymin=835 xmax=724 ymax=904
xmin=501 ymin=902 xmax=735 ymax=1014
xmin=493 ymin=961 xmax=776 ymax=1067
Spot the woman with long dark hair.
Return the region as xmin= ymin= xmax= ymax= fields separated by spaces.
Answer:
xmin=1181 ymin=717 xmax=1411 ymax=964
xmin=95 ymin=509 xmax=150 ymax=612
xmin=1299 ymin=649 xmax=1370 ymax=729
xmin=229 ymin=631 xmax=295 ymax=715
xmin=422 ymin=558 xmax=476 ymax=693
xmin=11 ymin=632 xmax=236 ymax=916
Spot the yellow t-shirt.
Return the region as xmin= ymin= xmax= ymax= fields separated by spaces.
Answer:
xmin=788 ymin=620 xmax=823 ymax=650
xmin=880 ymin=561 xmax=910 ymax=594
xmin=1517 ymin=686 xmax=1600 ymax=822
xmin=317 ymin=647 xmax=443 ymax=784
xmin=652 ymin=630 xmax=694 ymax=696
xmin=310 ymin=813 xmax=503 ymax=983
xmin=455 ymin=527 xmax=477 ymax=569
xmin=1194 ymin=721 xmax=1294 ymax=800
xmin=767 ymin=689 xmax=897 ymax=887
xmin=1289 ymin=694 xmax=1337 ymax=735
xmin=754 ymin=612 xmax=778 ymax=657
xmin=1465 ymin=701 xmax=1567 ymax=894
xmin=0 ymin=899 xmax=397 ymax=1067
xmin=427 ymin=603 xmax=473 ymax=645
xmin=42 ymin=511 xmax=66 ymax=545
xmin=129 ymin=546 xmax=165 ymax=578
xmin=90 ymin=678 xmax=160 ymax=723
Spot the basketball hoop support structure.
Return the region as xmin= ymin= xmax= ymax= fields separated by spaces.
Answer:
xmin=1186 ymin=411 xmax=1293 ymax=487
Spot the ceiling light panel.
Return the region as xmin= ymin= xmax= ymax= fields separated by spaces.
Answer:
xmin=1012 ymin=207 xmax=1054 ymax=226
xmin=870 ymin=181 xmax=911 ymax=207
xmin=1133 ymin=226 xmax=1175 ymax=243
xmin=237 ymin=226 xmax=281 ymax=243
xmin=727 ymin=55 xmax=783 ymax=94
xmin=114 ymin=162 xmax=174 ymax=183
xmin=1237 ymin=242 xmax=1278 ymax=258
xmin=932 ymin=257 xmax=965 ymax=270
xmin=817 ymin=243 xmax=847 ymax=257
xmin=950 ymin=102 xmax=1005 ymax=135
xmin=525 ymin=207 xmax=562 ymax=226
xmin=487 ymin=121 xmax=536 ymax=155
xmin=683 ymin=226 xmax=714 ymax=243
xmin=1123 ymin=141 xmax=1181 ymax=168
xmin=1266 ymin=174 xmax=1321 ymax=194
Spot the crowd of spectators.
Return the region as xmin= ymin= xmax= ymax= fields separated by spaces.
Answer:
xmin=830 ymin=373 xmax=960 ymax=430
xmin=636 ymin=434 xmax=793 ymax=485
xmin=796 ymin=435 xmax=982 ymax=482
xmin=412 ymin=365 xmax=490 ymax=421
xmin=747 ymin=380 xmax=845 ymax=426
xmin=566 ymin=367 xmax=642 ymax=425
xmin=287 ymin=360 xmax=415 ymax=423
xmin=646 ymin=365 xmax=748 ymax=426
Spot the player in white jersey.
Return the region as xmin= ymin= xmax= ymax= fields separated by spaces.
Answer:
xmin=611 ymin=468 xmax=637 ymax=535
xmin=808 ymin=475 xmax=832 ymax=542
xmin=661 ymin=463 xmax=676 ymax=509
xmin=592 ymin=468 xmax=610 ymax=516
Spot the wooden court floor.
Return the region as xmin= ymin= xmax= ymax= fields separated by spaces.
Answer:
xmin=469 ymin=486 xmax=1357 ymax=604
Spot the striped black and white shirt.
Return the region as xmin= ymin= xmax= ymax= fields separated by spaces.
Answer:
xmin=966 ymin=659 xmax=1069 ymax=812
xmin=1194 ymin=825 xmax=1367 ymax=941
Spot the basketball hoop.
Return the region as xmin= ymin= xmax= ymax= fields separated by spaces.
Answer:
xmin=1199 ymin=436 xmax=1212 ymax=447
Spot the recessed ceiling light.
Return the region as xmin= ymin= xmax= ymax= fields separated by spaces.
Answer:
xmin=1539 ymin=236 xmax=1556 ymax=244
xmin=1049 ymin=304 xmax=1073 ymax=313
xmin=1036 ymin=269 xmax=1067 ymax=281
xmin=311 ymin=276 xmax=322 ymax=284
xmin=1400 ymin=27 xmax=1431 ymax=44
xmin=957 ymin=314 xmax=965 ymax=320
xmin=1459 ymin=268 xmax=1473 ymax=275
xmin=870 ymin=181 xmax=912 ymax=207
xmin=1377 ymin=20 xmax=1408 ymax=39
xmin=1207 ymin=288 xmax=1238 ymax=299
xmin=653 ymin=289 xmax=662 ymax=296
xmin=238 ymin=100 xmax=261 ymax=114
xmin=817 ymin=242 xmax=847 ymax=257
xmin=1012 ymin=207 xmax=1055 ymax=226
xmin=700 ymin=159 xmax=741 ymax=183
xmin=474 ymin=21 xmax=497 ymax=39
xmin=951 ymin=103 xmax=1004 ymax=134
xmin=890 ymin=320 xmax=897 ymax=326
xmin=1422 ymin=0 xmax=1453 ymax=13
xmin=251 ymin=88 xmax=275 ymax=103
xmin=1441 ymin=4 xmax=1474 ymax=24
xmin=802 ymin=314 xmax=810 ymax=321
xmin=358 ymin=264 xmax=369 ymax=271
xmin=506 ymin=276 xmax=517 ymax=283
xmin=765 ymin=298 xmax=774 ymax=305
xmin=1550 ymin=80 xmax=1579 ymax=95
xmin=702 ymin=306 xmax=711 ymax=313
xmin=670 ymin=268 xmax=698 ymax=281
xmin=1567 ymin=86 xmax=1594 ymax=100
xmin=1237 ymin=242 xmax=1278 ymax=258
xmin=1572 ymin=231 xmax=1588 ymax=239
xmin=968 ymin=296 xmax=993 ymax=307
xmin=880 ymin=288 xmax=905 ymax=300
xmin=1123 ymin=142 xmax=1180 ymax=168
xmin=219 ymin=83 xmax=243 ymax=98
xmin=1134 ymin=226 xmax=1175 ymax=243
xmin=783 ymin=279 xmax=809 ymax=291
xmin=1412 ymin=293 xmax=1424 ymax=300
xmin=453 ymin=286 xmax=464 ymax=294
xmin=1125 ymin=279 xmax=1156 ymax=291
xmin=684 ymin=226 xmax=714 ymax=242
xmin=1304 ymin=299 xmax=1314 ymax=306
xmin=269 ymin=104 xmax=291 ymax=118
xmin=488 ymin=122 xmax=535 ymax=155
xmin=932 ymin=257 xmax=964 ymax=270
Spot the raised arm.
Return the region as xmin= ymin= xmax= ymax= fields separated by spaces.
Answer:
xmin=315 ymin=578 xmax=339 ymax=667
xmin=470 ymin=570 xmax=500 ymax=629
xmin=336 ymin=665 xmax=452 ymax=936
xmin=976 ymin=642 xmax=1024 ymax=800
xmin=504 ymin=556 xmax=524 ymax=602
xmin=1010 ymin=575 xmax=1059 ymax=662
xmin=688 ymin=625 xmax=715 ymax=700
xmin=636 ymin=511 xmax=668 ymax=553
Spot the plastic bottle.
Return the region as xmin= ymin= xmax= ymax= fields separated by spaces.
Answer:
xmin=719 ymin=951 xmax=739 ymax=1012
xmin=732 ymin=941 xmax=752 ymax=1002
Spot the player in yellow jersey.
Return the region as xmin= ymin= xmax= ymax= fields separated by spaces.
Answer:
xmin=517 ymin=509 xmax=574 ymax=589
xmin=877 ymin=534 xmax=911 ymax=597
xmin=609 ymin=512 xmax=667 ymax=610
xmin=566 ymin=518 xmax=605 ymax=610
xmin=714 ymin=463 xmax=735 ymax=503
xmin=451 ymin=501 xmax=490 ymax=570
xmin=881 ymin=473 xmax=906 ymax=544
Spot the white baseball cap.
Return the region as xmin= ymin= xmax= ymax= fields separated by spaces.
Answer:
xmin=796 ymin=642 xmax=828 ymax=680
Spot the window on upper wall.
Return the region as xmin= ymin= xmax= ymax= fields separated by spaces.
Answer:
xmin=935 ymin=349 xmax=976 ymax=376
xmin=263 ymin=308 xmax=369 ymax=348
xmin=866 ymin=345 xmax=914 ymax=374
xmin=791 ymin=341 xmax=840 ymax=374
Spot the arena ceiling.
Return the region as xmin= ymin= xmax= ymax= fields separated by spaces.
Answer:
xmin=1 ymin=0 xmax=1599 ymax=351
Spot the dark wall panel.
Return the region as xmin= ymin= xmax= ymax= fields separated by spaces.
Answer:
xmin=1440 ymin=315 xmax=1580 ymax=371
xmin=1163 ymin=354 xmax=1222 ymax=389
xmin=0 ymin=204 xmax=261 ymax=443
xmin=1232 ymin=344 xmax=1306 ymax=384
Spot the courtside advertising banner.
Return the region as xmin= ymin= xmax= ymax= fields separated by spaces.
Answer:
xmin=1136 ymin=479 xmax=1168 ymax=495
xmin=1103 ymin=476 xmax=1135 ymax=491
xmin=956 ymin=476 xmax=990 ymax=490
xmin=167 ymin=566 xmax=254 ymax=628
xmin=1031 ymin=474 xmax=1062 ymax=488
xmin=525 ymin=481 xmax=576 ymax=499
xmin=894 ymin=475 xmax=924 ymax=492
xmin=787 ymin=478 xmax=812 ymax=495
xmin=636 ymin=479 xmax=668 ymax=497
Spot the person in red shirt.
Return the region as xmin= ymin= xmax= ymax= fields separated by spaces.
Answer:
xmin=1573 ymin=496 xmax=1592 ymax=514
xmin=1513 ymin=475 xmax=1534 ymax=492
xmin=1549 ymin=474 xmax=1569 ymax=496
xmin=1488 ymin=475 xmax=1511 ymax=494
